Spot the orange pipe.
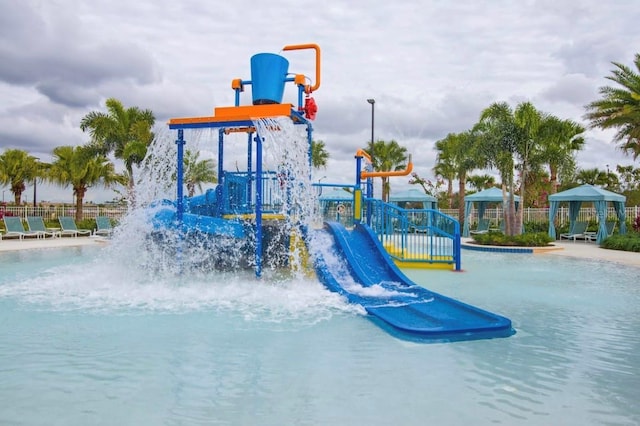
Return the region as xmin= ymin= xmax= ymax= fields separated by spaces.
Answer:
xmin=282 ymin=43 xmax=321 ymax=92
xmin=355 ymin=149 xmax=371 ymax=163
xmin=361 ymin=155 xmax=413 ymax=179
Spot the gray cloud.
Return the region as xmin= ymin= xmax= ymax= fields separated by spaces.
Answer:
xmin=1 ymin=0 xmax=639 ymax=202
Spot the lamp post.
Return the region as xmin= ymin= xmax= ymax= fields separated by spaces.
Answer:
xmin=366 ymin=99 xmax=375 ymax=168
xmin=33 ymin=157 xmax=40 ymax=208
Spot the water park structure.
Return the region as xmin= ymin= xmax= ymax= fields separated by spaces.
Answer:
xmin=150 ymin=43 xmax=514 ymax=342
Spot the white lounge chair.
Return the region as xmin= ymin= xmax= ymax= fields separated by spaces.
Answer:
xmin=94 ymin=216 xmax=114 ymax=237
xmin=58 ymin=216 xmax=92 ymax=237
xmin=3 ymin=216 xmax=42 ymax=240
xmin=470 ymin=218 xmax=491 ymax=235
xmin=559 ymin=221 xmax=588 ymax=242
xmin=27 ymin=216 xmax=60 ymax=238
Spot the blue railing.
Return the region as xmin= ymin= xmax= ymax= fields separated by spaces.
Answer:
xmin=365 ymin=199 xmax=461 ymax=270
xmin=221 ymin=171 xmax=286 ymax=215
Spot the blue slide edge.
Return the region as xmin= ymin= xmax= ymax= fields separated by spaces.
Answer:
xmin=313 ymin=222 xmax=515 ymax=342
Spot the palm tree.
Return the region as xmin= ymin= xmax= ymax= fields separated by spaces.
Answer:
xmin=366 ymin=139 xmax=408 ymax=202
xmin=575 ymin=168 xmax=603 ymax=185
xmin=184 ymin=150 xmax=217 ymax=197
xmin=432 ymin=160 xmax=456 ymax=208
xmin=584 ymin=53 xmax=640 ymax=159
xmin=475 ymin=102 xmax=519 ymax=235
xmin=435 ymin=131 xmax=486 ymax=224
xmin=311 ymin=140 xmax=329 ymax=169
xmin=48 ymin=145 xmax=124 ymax=221
xmin=537 ymin=115 xmax=585 ymax=194
xmin=466 ymin=174 xmax=496 ymax=191
xmin=80 ymin=98 xmax=155 ymax=197
xmin=0 ymin=149 xmax=40 ymax=204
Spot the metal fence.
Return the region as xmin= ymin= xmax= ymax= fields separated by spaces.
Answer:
xmin=4 ymin=204 xmax=639 ymax=227
xmin=440 ymin=206 xmax=640 ymax=226
xmin=1 ymin=205 xmax=129 ymax=221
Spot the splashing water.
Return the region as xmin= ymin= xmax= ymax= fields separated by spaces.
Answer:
xmin=1 ymin=117 xmax=353 ymax=321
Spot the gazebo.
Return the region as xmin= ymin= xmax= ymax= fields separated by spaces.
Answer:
xmin=548 ymin=184 xmax=627 ymax=244
xmin=389 ymin=189 xmax=437 ymax=210
xmin=463 ymin=187 xmax=520 ymax=237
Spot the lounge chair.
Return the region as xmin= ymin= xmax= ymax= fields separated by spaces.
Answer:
xmin=470 ymin=218 xmax=491 ymax=235
xmin=605 ymin=220 xmax=616 ymax=237
xmin=58 ymin=216 xmax=92 ymax=237
xmin=559 ymin=221 xmax=588 ymax=241
xmin=3 ymin=216 xmax=42 ymax=240
xmin=95 ymin=216 xmax=114 ymax=237
xmin=27 ymin=216 xmax=60 ymax=238
xmin=585 ymin=220 xmax=617 ymax=242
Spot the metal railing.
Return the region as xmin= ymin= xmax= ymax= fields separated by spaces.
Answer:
xmin=1 ymin=205 xmax=128 ymax=221
xmin=441 ymin=205 xmax=640 ymax=227
xmin=366 ymin=199 xmax=461 ymax=270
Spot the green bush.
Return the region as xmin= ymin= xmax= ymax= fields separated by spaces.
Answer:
xmin=471 ymin=231 xmax=553 ymax=247
xmin=600 ymin=233 xmax=640 ymax=252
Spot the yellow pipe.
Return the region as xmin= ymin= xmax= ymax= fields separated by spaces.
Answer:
xmin=282 ymin=43 xmax=321 ymax=92
xmin=360 ymin=154 xmax=413 ymax=179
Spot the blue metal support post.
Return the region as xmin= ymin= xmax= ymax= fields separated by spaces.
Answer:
xmin=254 ymin=133 xmax=263 ymax=278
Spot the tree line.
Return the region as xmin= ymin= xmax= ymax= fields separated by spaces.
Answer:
xmin=0 ymin=98 xmax=216 ymax=221
xmin=408 ymin=53 xmax=640 ymax=235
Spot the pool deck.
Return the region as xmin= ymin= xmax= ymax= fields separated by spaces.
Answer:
xmin=1 ymin=235 xmax=639 ymax=268
xmin=0 ymin=236 xmax=108 ymax=252
xmin=462 ymin=237 xmax=640 ymax=268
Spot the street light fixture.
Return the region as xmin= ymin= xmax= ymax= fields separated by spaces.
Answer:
xmin=366 ymin=99 xmax=375 ymax=169
xmin=33 ymin=157 xmax=40 ymax=208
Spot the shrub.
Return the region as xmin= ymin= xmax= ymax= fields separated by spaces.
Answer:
xmin=600 ymin=233 xmax=640 ymax=252
xmin=471 ymin=231 xmax=553 ymax=247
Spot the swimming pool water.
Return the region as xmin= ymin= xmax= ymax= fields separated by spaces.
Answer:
xmin=0 ymin=246 xmax=638 ymax=425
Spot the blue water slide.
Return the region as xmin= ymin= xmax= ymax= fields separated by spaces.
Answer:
xmin=312 ymin=222 xmax=514 ymax=342
xmin=150 ymin=201 xmax=245 ymax=238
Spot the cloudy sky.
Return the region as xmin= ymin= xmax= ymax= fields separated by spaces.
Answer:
xmin=1 ymin=0 xmax=639 ymax=203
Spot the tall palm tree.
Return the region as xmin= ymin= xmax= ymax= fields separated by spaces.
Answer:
xmin=80 ymin=98 xmax=155 ymax=197
xmin=0 ymin=149 xmax=40 ymax=204
xmin=432 ymin=160 xmax=456 ymax=208
xmin=311 ymin=140 xmax=329 ymax=169
xmin=537 ymin=115 xmax=585 ymax=194
xmin=584 ymin=53 xmax=640 ymax=159
xmin=475 ymin=102 xmax=519 ymax=235
xmin=48 ymin=145 xmax=123 ymax=221
xmin=513 ymin=101 xmax=544 ymax=232
xmin=184 ymin=150 xmax=217 ymax=197
xmin=434 ymin=131 xmax=485 ymax=224
xmin=367 ymin=139 xmax=408 ymax=202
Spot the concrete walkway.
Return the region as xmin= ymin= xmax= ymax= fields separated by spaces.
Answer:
xmin=0 ymin=236 xmax=108 ymax=252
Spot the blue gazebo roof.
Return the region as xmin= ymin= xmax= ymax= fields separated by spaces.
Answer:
xmin=548 ymin=184 xmax=625 ymax=202
xmin=390 ymin=189 xmax=437 ymax=202
xmin=464 ymin=187 xmax=520 ymax=202
xmin=319 ymin=188 xmax=354 ymax=201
